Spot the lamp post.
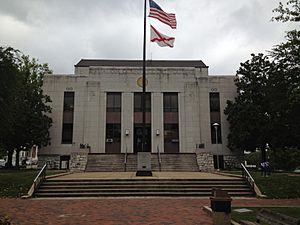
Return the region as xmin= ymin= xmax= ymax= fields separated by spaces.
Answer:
xmin=213 ymin=123 xmax=220 ymax=171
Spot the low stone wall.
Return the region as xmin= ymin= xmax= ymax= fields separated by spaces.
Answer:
xmin=195 ymin=150 xmax=244 ymax=171
xmin=195 ymin=150 xmax=214 ymax=172
xmin=224 ymin=155 xmax=244 ymax=169
xmin=38 ymin=154 xmax=60 ymax=169
xmin=70 ymin=152 xmax=88 ymax=172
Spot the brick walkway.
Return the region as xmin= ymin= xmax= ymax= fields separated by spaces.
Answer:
xmin=1 ymin=198 xmax=300 ymax=225
xmin=0 ymin=198 xmax=212 ymax=225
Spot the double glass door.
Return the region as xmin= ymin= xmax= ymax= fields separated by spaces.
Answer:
xmin=134 ymin=126 xmax=151 ymax=153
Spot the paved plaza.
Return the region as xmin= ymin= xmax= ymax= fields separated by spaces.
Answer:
xmin=48 ymin=171 xmax=240 ymax=180
xmin=1 ymin=172 xmax=300 ymax=224
xmin=1 ymin=198 xmax=300 ymax=225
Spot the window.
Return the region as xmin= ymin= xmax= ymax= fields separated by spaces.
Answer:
xmin=106 ymin=124 xmax=121 ymax=143
xmin=134 ymin=93 xmax=151 ymax=112
xmin=63 ymin=92 xmax=74 ymax=112
xmin=107 ymin=93 xmax=121 ymax=112
xmin=164 ymin=124 xmax=179 ymax=143
xmin=209 ymin=93 xmax=220 ymax=112
xmin=62 ymin=92 xmax=74 ymax=144
xmin=211 ymin=123 xmax=222 ymax=144
xmin=163 ymin=93 xmax=178 ymax=112
xmin=209 ymin=92 xmax=222 ymax=144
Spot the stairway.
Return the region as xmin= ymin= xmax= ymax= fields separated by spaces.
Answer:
xmin=156 ymin=153 xmax=199 ymax=171
xmin=85 ymin=154 xmax=125 ymax=172
xmin=34 ymin=178 xmax=254 ymax=198
xmin=85 ymin=153 xmax=199 ymax=172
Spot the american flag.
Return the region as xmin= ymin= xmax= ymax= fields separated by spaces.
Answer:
xmin=149 ymin=0 xmax=177 ymax=29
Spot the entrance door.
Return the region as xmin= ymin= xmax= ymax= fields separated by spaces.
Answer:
xmin=134 ymin=126 xmax=151 ymax=153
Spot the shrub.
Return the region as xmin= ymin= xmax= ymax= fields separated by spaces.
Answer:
xmin=270 ymin=148 xmax=300 ymax=171
xmin=245 ymin=151 xmax=261 ymax=167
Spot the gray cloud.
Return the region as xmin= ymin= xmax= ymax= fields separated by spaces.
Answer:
xmin=0 ymin=0 xmax=298 ymax=75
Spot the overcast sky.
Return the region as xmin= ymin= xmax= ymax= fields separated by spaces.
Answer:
xmin=0 ymin=0 xmax=298 ymax=75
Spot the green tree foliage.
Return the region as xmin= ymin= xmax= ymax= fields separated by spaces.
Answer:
xmin=0 ymin=46 xmax=52 ymax=168
xmin=224 ymin=54 xmax=274 ymax=151
xmin=225 ymin=1 xmax=299 ymax=161
xmin=224 ymin=31 xmax=300 ymax=155
xmin=272 ymin=0 xmax=300 ymax=22
xmin=270 ymin=148 xmax=300 ymax=170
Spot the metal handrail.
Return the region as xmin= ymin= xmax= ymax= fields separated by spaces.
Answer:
xmin=241 ymin=163 xmax=255 ymax=191
xmin=241 ymin=163 xmax=265 ymax=197
xmin=124 ymin=145 xmax=128 ymax=171
xmin=33 ymin=163 xmax=47 ymax=195
xmin=157 ymin=145 xmax=161 ymax=171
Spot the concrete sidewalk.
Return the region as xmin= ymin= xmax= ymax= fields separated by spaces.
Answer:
xmin=48 ymin=171 xmax=240 ymax=180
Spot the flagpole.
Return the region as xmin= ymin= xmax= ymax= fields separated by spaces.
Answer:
xmin=142 ymin=0 xmax=146 ymax=154
xmin=136 ymin=0 xmax=152 ymax=176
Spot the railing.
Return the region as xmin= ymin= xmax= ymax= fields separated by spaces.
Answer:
xmin=33 ymin=163 xmax=47 ymax=196
xmin=241 ymin=163 xmax=255 ymax=190
xmin=157 ymin=145 xmax=162 ymax=171
xmin=241 ymin=163 xmax=264 ymax=197
xmin=124 ymin=145 xmax=128 ymax=172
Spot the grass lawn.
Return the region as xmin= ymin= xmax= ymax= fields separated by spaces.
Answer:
xmin=0 ymin=169 xmax=66 ymax=197
xmin=232 ymin=207 xmax=300 ymax=224
xmin=222 ymin=170 xmax=300 ymax=199
xmin=250 ymin=172 xmax=300 ymax=199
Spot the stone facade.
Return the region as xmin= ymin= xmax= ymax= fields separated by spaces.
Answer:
xmin=195 ymin=150 xmax=214 ymax=172
xmin=70 ymin=152 xmax=88 ymax=172
xmin=38 ymin=155 xmax=60 ymax=169
xmin=39 ymin=59 xmax=239 ymax=169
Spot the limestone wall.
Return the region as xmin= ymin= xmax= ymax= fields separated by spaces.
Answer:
xmin=195 ymin=150 xmax=214 ymax=172
xmin=70 ymin=152 xmax=88 ymax=172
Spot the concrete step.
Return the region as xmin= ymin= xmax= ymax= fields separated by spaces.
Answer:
xmin=44 ymin=179 xmax=247 ymax=184
xmin=34 ymin=191 xmax=253 ymax=198
xmin=34 ymin=176 xmax=254 ymax=198
xmin=85 ymin=153 xmax=199 ymax=172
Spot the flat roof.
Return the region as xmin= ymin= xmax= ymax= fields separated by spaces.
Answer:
xmin=75 ymin=59 xmax=208 ymax=68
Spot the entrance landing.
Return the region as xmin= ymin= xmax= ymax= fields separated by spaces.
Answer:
xmin=48 ymin=172 xmax=240 ymax=180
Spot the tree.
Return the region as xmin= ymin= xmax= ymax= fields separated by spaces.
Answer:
xmin=269 ymin=30 xmax=300 ymax=148
xmin=272 ymin=0 xmax=300 ymax=22
xmin=224 ymin=31 xmax=300 ymax=159
xmin=225 ymin=1 xmax=299 ymax=163
xmin=0 ymin=46 xmax=52 ymax=168
xmin=224 ymin=54 xmax=274 ymax=153
xmin=0 ymin=47 xmax=21 ymax=164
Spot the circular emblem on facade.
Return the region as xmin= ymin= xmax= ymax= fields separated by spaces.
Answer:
xmin=137 ymin=77 xmax=148 ymax=88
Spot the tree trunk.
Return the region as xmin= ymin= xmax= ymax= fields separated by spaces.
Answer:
xmin=15 ymin=149 xmax=20 ymax=169
xmin=5 ymin=149 xmax=13 ymax=169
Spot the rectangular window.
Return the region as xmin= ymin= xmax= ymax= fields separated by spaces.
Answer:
xmin=63 ymin=92 xmax=75 ymax=112
xmin=62 ymin=92 xmax=74 ymax=144
xmin=163 ymin=93 xmax=179 ymax=153
xmin=211 ymin=123 xmax=222 ymax=144
xmin=209 ymin=93 xmax=220 ymax=112
xmin=106 ymin=92 xmax=121 ymax=153
xmin=163 ymin=93 xmax=178 ymax=112
xmin=164 ymin=124 xmax=179 ymax=143
xmin=209 ymin=92 xmax=222 ymax=144
xmin=106 ymin=124 xmax=121 ymax=143
xmin=134 ymin=93 xmax=151 ymax=112
xmin=107 ymin=92 xmax=121 ymax=112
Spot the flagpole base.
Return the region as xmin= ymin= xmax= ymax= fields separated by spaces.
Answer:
xmin=136 ymin=152 xmax=152 ymax=177
xmin=136 ymin=170 xmax=153 ymax=176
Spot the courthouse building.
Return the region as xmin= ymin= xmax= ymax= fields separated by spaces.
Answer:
xmin=39 ymin=59 xmax=241 ymax=171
